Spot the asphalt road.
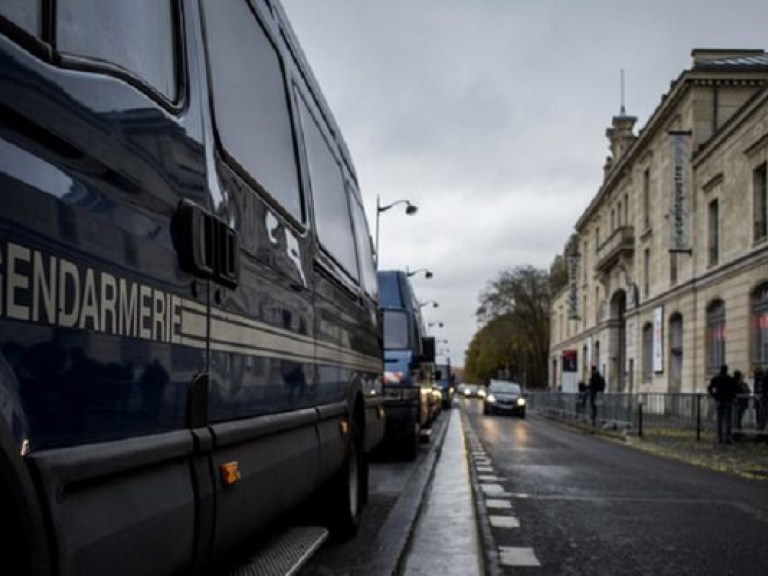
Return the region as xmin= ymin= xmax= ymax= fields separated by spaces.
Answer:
xmin=462 ymin=399 xmax=768 ymax=576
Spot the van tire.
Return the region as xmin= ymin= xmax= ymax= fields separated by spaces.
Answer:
xmin=324 ymin=422 xmax=363 ymax=541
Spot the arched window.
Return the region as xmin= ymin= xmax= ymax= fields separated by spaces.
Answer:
xmin=669 ymin=313 xmax=683 ymax=392
xmin=642 ymin=322 xmax=653 ymax=383
xmin=751 ymin=283 xmax=768 ymax=368
xmin=706 ymin=299 xmax=726 ymax=374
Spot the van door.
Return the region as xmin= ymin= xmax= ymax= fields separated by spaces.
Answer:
xmin=198 ymin=0 xmax=319 ymax=561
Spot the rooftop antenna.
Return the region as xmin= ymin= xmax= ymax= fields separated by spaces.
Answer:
xmin=620 ymin=68 xmax=626 ymax=115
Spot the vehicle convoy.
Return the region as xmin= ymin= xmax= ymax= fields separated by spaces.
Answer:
xmin=0 ymin=2 xmax=385 ymax=575
xmin=378 ymin=270 xmax=437 ymax=459
xmin=483 ymin=380 xmax=527 ymax=417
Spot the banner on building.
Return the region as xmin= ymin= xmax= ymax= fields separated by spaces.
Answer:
xmin=653 ymin=306 xmax=664 ymax=373
xmin=668 ymin=131 xmax=692 ymax=253
xmin=562 ymin=349 xmax=577 ymax=372
xmin=567 ymin=252 xmax=580 ymax=319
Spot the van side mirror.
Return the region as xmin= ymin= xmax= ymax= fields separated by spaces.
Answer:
xmin=421 ymin=336 xmax=435 ymax=363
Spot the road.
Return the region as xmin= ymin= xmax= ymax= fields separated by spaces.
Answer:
xmin=462 ymin=398 xmax=768 ymax=576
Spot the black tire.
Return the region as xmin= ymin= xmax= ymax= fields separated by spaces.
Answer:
xmin=400 ymin=422 xmax=419 ymax=460
xmin=325 ymin=422 xmax=364 ymax=540
xmin=519 ymin=409 xmax=526 ymax=419
xmin=483 ymin=405 xmax=490 ymax=415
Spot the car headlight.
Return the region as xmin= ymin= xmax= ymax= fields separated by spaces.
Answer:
xmin=516 ymin=398 xmax=526 ymax=406
xmin=486 ymin=394 xmax=496 ymax=403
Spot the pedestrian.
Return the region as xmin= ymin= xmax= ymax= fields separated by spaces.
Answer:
xmin=707 ymin=364 xmax=738 ymax=444
xmin=577 ymin=380 xmax=588 ymax=413
xmin=588 ymin=366 xmax=605 ymax=426
xmin=754 ymin=367 xmax=767 ymax=432
xmin=734 ymin=370 xmax=750 ymax=432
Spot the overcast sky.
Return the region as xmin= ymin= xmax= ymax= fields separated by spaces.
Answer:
xmin=281 ymin=0 xmax=768 ymax=372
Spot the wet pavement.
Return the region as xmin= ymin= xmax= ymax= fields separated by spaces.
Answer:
xmin=401 ymin=409 xmax=483 ymax=575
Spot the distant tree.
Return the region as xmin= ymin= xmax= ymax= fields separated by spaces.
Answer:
xmin=468 ymin=266 xmax=551 ymax=388
xmin=549 ymin=254 xmax=568 ymax=294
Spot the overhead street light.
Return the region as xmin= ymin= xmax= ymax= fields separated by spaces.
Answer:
xmin=406 ymin=267 xmax=433 ymax=279
xmin=375 ymin=195 xmax=417 ymax=266
xmin=419 ymin=300 xmax=439 ymax=309
xmin=428 ymin=321 xmax=444 ymax=328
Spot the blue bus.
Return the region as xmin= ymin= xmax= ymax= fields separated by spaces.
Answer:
xmin=378 ymin=270 xmax=437 ymax=459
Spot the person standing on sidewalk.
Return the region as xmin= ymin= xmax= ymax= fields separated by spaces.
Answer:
xmin=707 ymin=365 xmax=737 ymax=444
xmin=755 ymin=367 xmax=767 ymax=432
xmin=588 ymin=366 xmax=605 ymax=426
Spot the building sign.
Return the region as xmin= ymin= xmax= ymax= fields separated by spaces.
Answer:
xmin=669 ymin=131 xmax=692 ymax=253
xmin=567 ymin=252 xmax=580 ymax=319
xmin=562 ymin=349 xmax=577 ymax=372
xmin=653 ymin=306 xmax=664 ymax=373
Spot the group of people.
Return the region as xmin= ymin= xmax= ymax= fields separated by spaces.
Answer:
xmin=707 ymin=364 xmax=768 ymax=444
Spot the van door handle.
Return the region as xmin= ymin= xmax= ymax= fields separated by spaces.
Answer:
xmin=175 ymin=200 xmax=239 ymax=288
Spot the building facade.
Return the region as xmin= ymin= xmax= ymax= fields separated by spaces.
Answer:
xmin=550 ymin=49 xmax=768 ymax=394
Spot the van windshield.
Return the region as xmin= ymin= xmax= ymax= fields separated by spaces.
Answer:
xmin=383 ymin=310 xmax=409 ymax=350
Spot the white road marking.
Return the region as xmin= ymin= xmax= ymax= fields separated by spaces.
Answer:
xmin=478 ymin=475 xmax=505 ymax=482
xmin=499 ymin=547 xmax=540 ymax=567
xmin=480 ymin=483 xmax=505 ymax=494
xmin=485 ymin=499 xmax=512 ymax=509
xmin=489 ymin=515 xmax=520 ymax=529
xmin=476 ymin=466 xmax=494 ymax=473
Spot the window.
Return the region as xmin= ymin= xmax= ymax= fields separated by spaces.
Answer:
xmin=642 ymin=322 xmax=653 ymax=383
xmin=204 ymin=0 xmax=302 ymax=219
xmin=595 ymin=227 xmax=600 ymax=252
xmin=298 ymin=94 xmax=358 ymax=279
xmin=57 ymin=0 xmax=177 ymax=100
xmin=0 ymin=0 xmax=42 ymax=37
xmin=706 ymin=299 xmax=726 ymax=374
xmin=349 ymin=191 xmax=377 ymax=298
xmin=624 ymin=193 xmax=629 ymax=225
xmin=643 ymin=169 xmax=650 ymax=230
xmin=383 ymin=310 xmax=409 ymax=350
xmin=751 ymin=283 xmax=768 ymax=368
xmin=754 ymin=163 xmax=768 ymax=242
xmin=708 ymin=199 xmax=719 ymax=266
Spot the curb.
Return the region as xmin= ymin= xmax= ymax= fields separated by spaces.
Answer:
xmin=365 ymin=407 xmax=452 ymax=575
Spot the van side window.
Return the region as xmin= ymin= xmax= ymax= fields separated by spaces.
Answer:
xmin=349 ymin=191 xmax=378 ymax=298
xmin=298 ymin=94 xmax=359 ymax=281
xmin=56 ymin=0 xmax=177 ymax=100
xmin=203 ymin=0 xmax=302 ymax=221
xmin=0 ymin=0 xmax=42 ymax=38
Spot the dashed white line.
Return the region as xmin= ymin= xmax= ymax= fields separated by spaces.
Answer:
xmin=489 ymin=515 xmax=520 ymax=529
xmin=480 ymin=483 xmax=505 ymax=494
xmin=499 ymin=547 xmax=541 ymax=567
xmin=485 ymin=499 xmax=512 ymax=509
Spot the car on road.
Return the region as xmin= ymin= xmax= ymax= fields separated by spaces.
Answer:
xmin=483 ymin=380 xmax=526 ymax=417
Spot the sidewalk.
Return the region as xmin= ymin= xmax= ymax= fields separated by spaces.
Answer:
xmin=401 ymin=409 xmax=483 ymax=575
xmin=539 ymin=412 xmax=768 ymax=481
xmin=624 ymin=429 xmax=768 ymax=481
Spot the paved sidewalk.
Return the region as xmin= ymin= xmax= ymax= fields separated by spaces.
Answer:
xmin=402 ymin=410 xmax=483 ymax=575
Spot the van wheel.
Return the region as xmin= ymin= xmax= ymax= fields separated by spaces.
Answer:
xmin=325 ymin=423 xmax=363 ymax=540
xmin=400 ymin=422 xmax=419 ymax=460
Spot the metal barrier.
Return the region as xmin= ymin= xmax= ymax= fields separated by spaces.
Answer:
xmin=526 ymin=391 xmax=768 ymax=441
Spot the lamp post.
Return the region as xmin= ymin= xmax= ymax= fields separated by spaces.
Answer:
xmin=375 ymin=195 xmax=417 ymax=266
xmin=406 ymin=267 xmax=433 ymax=279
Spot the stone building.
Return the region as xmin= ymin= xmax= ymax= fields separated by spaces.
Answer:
xmin=550 ymin=49 xmax=768 ymax=394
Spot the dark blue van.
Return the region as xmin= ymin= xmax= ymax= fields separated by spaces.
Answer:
xmin=0 ymin=2 xmax=384 ymax=574
xmin=377 ymin=270 xmax=436 ymax=458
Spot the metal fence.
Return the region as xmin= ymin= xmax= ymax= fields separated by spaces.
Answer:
xmin=526 ymin=391 xmax=768 ymax=441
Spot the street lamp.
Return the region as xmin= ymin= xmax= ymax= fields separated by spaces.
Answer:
xmin=375 ymin=195 xmax=417 ymax=265
xmin=419 ymin=300 xmax=439 ymax=309
xmin=406 ymin=267 xmax=433 ymax=279
xmin=428 ymin=322 xmax=444 ymax=328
